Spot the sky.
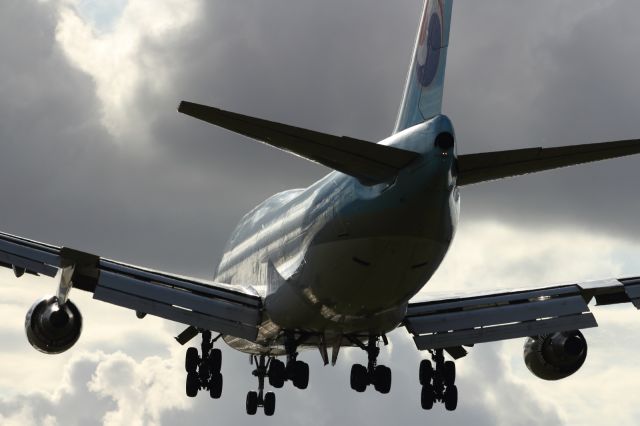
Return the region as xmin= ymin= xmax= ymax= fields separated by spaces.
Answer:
xmin=1 ymin=0 xmax=640 ymax=424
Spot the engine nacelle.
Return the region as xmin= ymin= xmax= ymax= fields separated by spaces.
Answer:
xmin=523 ymin=330 xmax=587 ymax=381
xmin=25 ymin=296 xmax=82 ymax=354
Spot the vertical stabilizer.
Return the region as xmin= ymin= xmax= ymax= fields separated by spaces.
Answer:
xmin=394 ymin=0 xmax=453 ymax=134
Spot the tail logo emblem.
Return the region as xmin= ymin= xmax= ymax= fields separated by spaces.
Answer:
xmin=416 ymin=0 xmax=444 ymax=88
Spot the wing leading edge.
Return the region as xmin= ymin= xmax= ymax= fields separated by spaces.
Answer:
xmin=404 ymin=277 xmax=640 ymax=353
xmin=0 ymin=231 xmax=262 ymax=341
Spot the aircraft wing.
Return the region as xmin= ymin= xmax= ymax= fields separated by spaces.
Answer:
xmin=0 ymin=231 xmax=262 ymax=341
xmin=404 ymin=277 xmax=640 ymax=357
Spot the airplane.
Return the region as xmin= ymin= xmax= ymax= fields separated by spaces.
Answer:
xmin=3 ymin=0 xmax=640 ymax=417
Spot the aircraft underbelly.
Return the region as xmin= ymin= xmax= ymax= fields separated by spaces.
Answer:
xmin=223 ymin=235 xmax=448 ymax=355
xmin=264 ymin=235 xmax=448 ymax=333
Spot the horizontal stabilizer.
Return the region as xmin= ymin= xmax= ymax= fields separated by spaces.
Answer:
xmin=457 ymin=138 xmax=640 ymax=186
xmin=178 ymin=101 xmax=419 ymax=185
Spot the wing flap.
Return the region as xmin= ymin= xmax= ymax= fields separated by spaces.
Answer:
xmin=178 ymin=101 xmax=419 ymax=185
xmin=413 ymin=314 xmax=597 ymax=350
xmin=405 ymin=276 xmax=640 ymax=351
xmin=0 ymin=231 xmax=263 ymax=341
xmin=0 ymin=249 xmax=58 ymax=277
xmin=0 ymin=234 xmax=60 ymax=275
xmin=457 ymin=138 xmax=640 ymax=186
xmin=405 ymin=295 xmax=589 ymax=335
xmin=95 ymin=271 xmax=260 ymax=340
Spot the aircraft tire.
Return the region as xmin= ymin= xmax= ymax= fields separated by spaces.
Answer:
xmin=350 ymin=364 xmax=368 ymax=392
xmin=443 ymin=361 xmax=456 ymax=387
xmin=373 ymin=365 xmax=391 ymax=394
xmin=209 ymin=372 xmax=223 ymax=399
xmin=421 ymin=385 xmax=435 ymax=410
xmin=444 ymin=385 xmax=458 ymax=411
xmin=419 ymin=359 xmax=433 ymax=385
xmin=293 ymin=361 xmax=309 ymax=389
xmin=186 ymin=372 xmax=199 ymax=398
xmin=209 ymin=348 xmax=222 ymax=373
xmin=264 ymin=392 xmax=276 ymax=416
xmin=185 ymin=347 xmax=199 ymax=373
xmin=268 ymin=359 xmax=286 ymax=388
xmin=246 ymin=391 xmax=258 ymax=415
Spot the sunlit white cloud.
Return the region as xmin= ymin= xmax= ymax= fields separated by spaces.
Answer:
xmin=0 ymin=350 xmax=189 ymax=426
xmin=55 ymin=0 xmax=202 ymax=142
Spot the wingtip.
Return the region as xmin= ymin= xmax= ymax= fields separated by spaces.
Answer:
xmin=177 ymin=100 xmax=187 ymax=113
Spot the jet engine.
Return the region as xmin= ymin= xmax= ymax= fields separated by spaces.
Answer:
xmin=25 ymin=296 xmax=83 ymax=354
xmin=523 ymin=330 xmax=587 ymax=381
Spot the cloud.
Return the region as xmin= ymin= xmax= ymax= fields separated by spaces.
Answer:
xmin=0 ymin=335 xmax=560 ymax=426
xmin=56 ymin=0 xmax=202 ymax=142
xmin=0 ymin=350 xmax=189 ymax=426
xmin=446 ymin=0 xmax=640 ymax=240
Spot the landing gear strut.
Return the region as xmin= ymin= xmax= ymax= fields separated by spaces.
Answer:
xmin=419 ymin=349 xmax=457 ymax=411
xmin=246 ymin=355 xmax=276 ymax=416
xmin=348 ymin=335 xmax=392 ymax=394
xmin=184 ymin=330 xmax=223 ymax=399
xmin=267 ymin=333 xmax=310 ymax=390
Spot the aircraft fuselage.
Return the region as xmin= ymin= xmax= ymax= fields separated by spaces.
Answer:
xmin=215 ymin=115 xmax=459 ymax=353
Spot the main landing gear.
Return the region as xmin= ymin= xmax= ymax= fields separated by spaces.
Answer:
xmin=348 ymin=335 xmax=392 ymax=394
xmin=419 ymin=349 xmax=457 ymax=411
xmin=267 ymin=334 xmax=310 ymax=390
xmin=184 ymin=330 xmax=224 ymax=399
xmin=246 ymin=335 xmax=310 ymax=416
xmin=246 ymin=355 xmax=277 ymax=416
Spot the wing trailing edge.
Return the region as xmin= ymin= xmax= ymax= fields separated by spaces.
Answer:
xmin=457 ymin=138 xmax=640 ymax=186
xmin=404 ymin=277 xmax=640 ymax=351
xmin=178 ymin=101 xmax=419 ymax=185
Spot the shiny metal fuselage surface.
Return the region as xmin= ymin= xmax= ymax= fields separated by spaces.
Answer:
xmin=215 ymin=116 xmax=459 ymax=354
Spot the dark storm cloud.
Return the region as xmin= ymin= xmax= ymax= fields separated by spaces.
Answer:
xmin=4 ymin=0 xmax=639 ymax=276
xmin=445 ymin=1 xmax=640 ymax=238
xmin=114 ymin=0 xmax=640 ymax=252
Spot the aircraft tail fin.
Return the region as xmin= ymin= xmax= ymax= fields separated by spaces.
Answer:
xmin=178 ymin=101 xmax=419 ymax=185
xmin=394 ymin=0 xmax=454 ymax=134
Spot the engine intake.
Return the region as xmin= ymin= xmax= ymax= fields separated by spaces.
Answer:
xmin=523 ymin=330 xmax=587 ymax=381
xmin=25 ymin=296 xmax=83 ymax=354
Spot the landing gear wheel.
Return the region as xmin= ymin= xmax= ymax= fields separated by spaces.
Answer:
xmin=292 ymin=361 xmax=309 ymax=389
xmin=419 ymin=349 xmax=459 ymax=410
xmin=443 ymin=361 xmax=456 ymax=387
xmin=373 ymin=365 xmax=391 ymax=394
xmin=444 ymin=385 xmax=458 ymax=411
xmin=209 ymin=348 xmax=222 ymax=373
xmin=350 ymin=364 xmax=368 ymax=392
xmin=209 ymin=372 xmax=223 ymax=399
xmin=421 ymin=384 xmax=435 ymax=410
xmin=419 ymin=359 xmax=433 ymax=386
xmin=185 ymin=347 xmax=199 ymax=373
xmin=246 ymin=391 xmax=258 ymax=415
xmin=264 ymin=392 xmax=276 ymax=416
xmin=186 ymin=372 xmax=199 ymax=398
xmin=268 ymin=359 xmax=286 ymax=388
